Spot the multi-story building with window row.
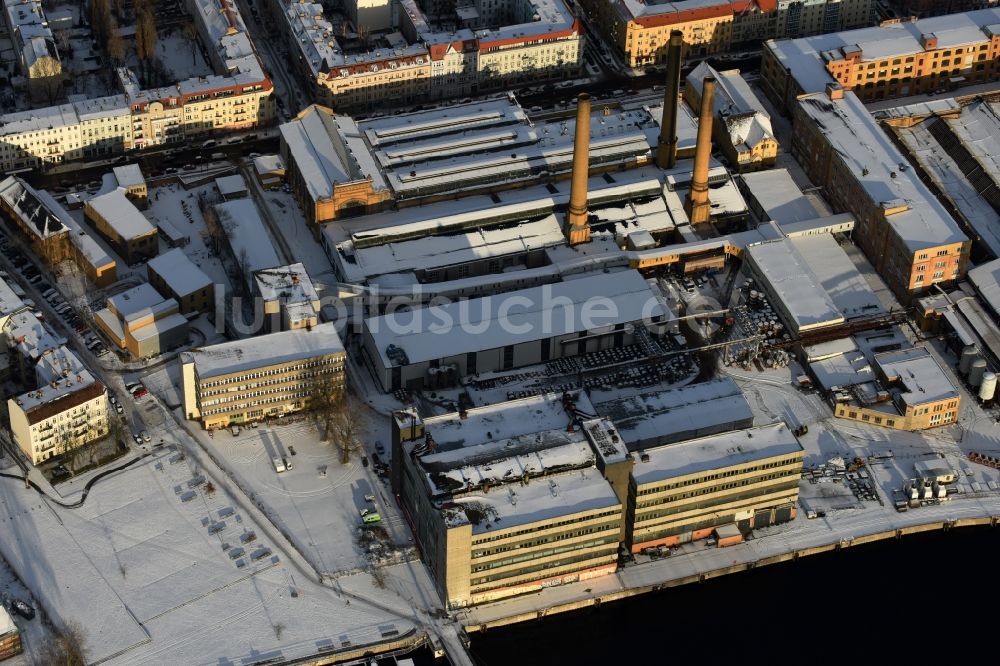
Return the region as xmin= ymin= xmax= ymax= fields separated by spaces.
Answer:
xmin=275 ymin=0 xmax=583 ymax=113
xmin=181 ymin=322 xmax=346 ymax=429
xmin=761 ymin=9 xmax=1000 ymax=110
xmin=577 ymin=0 xmax=875 ymax=68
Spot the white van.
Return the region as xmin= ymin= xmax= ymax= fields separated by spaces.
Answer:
xmin=272 ymin=457 xmax=286 ymax=473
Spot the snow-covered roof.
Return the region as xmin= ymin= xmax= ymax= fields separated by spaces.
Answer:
xmin=3 ymin=309 xmax=63 ymax=364
xmin=593 ymin=378 xmax=753 ymax=450
xmin=893 ymin=115 xmax=1000 ymax=258
xmin=450 ymin=467 xmax=620 ymax=535
xmin=687 ymin=63 xmax=774 ymax=152
xmin=213 ymin=199 xmax=281 ymax=283
xmin=253 ymin=154 xmax=285 ymax=175
xmin=33 ymin=189 xmax=114 ymax=270
xmin=86 ymin=188 xmax=156 ymax=240
xmin=112 ymin=163 xmax=145 ymax=189
xmin=631 ymin=423 xmax=804 ymax=487
xmin=215 ymin=174 xmax=247 ymax=197
xmin=183 ymin=321 xmax=345 ymax=379
xmin=147 ymin=248 xmax=213 ymax=298
xmin=746 ymin=238 xmax=845 ymax=333
xmin=334 ymin=215 xmax=566 ymax=283
xmin=738 ymin=169 xmax=818 ymax=224
xmin=969 ymin=258 xmax=1000 ymax=317
xmin=0 ymin=605 xmax=14 ymax=636
xmin=875 ymin=347 xmax=959 ymax=406
xmin=254 ymin=263 xmax=319 ymax=306
xmin=766 ymin=8 xmax=1000 ymax=94
xmin=107 ymin=283 xmax=175 ymax=324
xmin=943 ymin=100 xmax=1000 ymax=180
xmin=0 ymin=176 xmax=66 ymax=239
xmin=365 ymin=270 xmax=667 ymax=367
xmin=0 ymin=276 xmax=25 ymax=317
xmin=789 ymin=234 xmax=884 ymax=320
xmin=796 ymin=91 xmax=968 ymax=252
xmin=279 ymin=106 xmax=385 ymax=202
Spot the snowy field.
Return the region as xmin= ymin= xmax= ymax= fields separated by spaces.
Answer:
xmin=180 ymin=414 xmax=414 ymax=577
xmin=0 ymin=446 xmax=416 ymax=665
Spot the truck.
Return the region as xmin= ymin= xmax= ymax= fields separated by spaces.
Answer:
xmin=273 ymin=457 xmax=286 ymax=473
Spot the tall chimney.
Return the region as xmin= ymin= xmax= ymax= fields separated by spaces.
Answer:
xmin=656 ymin=30 xmax=685 ymax=169
xmin=566 ymin=93 xmax=592 ymax=246
xmin=686 ymin=76 xmax=716 ymax=225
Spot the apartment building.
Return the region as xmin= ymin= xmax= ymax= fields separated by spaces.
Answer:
xmin=181 ymin=322 xmax=346 ymax=429
xmin=2 ymin=309 xmax=109 ymax=465
xmin=392 ymin=393 xmax=627 ymax=608
xmin=84 ymin=189 xmax=158 ymax=264
xmin=279 ymin=0 xmax=582 ymax=113
xmin=889 ymin=0 xmax=1000 ymax=19
xmin=832 ymin=347 xmax=961 ymax=429
xmin=253 ymin=263 xmax=321 ymax=332
xmin=685 ymin=62 xmax=778 ymax=171
xmin=627 ymin=423 xmax=804 ymax=553
xmin=94 ymin=283 xmax=189 ymax=359
xmin=762 ymin=9 xmax=1000 ymax=109
xmin=146 ymin=248 xmax=214 ymax=315
xmin=4 ymin=0 xmax=62 ymax=102
xmin=577 ymin=0 xmax=874 ymax=68
xmin=791 ymin=86 xmax=969 ymax=301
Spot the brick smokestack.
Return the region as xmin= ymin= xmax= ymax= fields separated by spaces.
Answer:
xmin=686 ymin=76 xmax=716 ymax=225
xmin=656 ymin=30 xmax=685 ymax=169
xmin=566 ymin=93 xmax=592 ymax=246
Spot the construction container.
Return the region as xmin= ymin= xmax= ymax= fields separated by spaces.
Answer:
xmin=979 ymin=372 xmax=997 ymax=402
xmin=970 ymin=358 xmax=988 ymax=387
xmin=960 ymin=345 xmax=979 ymax=375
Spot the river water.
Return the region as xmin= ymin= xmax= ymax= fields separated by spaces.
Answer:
xmin=468 ymin=527 xmax=1000 ymax=664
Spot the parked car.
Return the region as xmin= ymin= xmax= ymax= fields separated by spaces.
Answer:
xmin=141 ymin=431 xmax=151 ymax=443
xmin=9 ymin=598 xmax=34 ymax=620
xmin=133 ymin=433 xmax=142 ymax=445
xmin=132 ymin=388 xmax=148 ymax=399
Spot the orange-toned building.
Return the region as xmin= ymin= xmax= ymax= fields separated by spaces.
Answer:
xmin=578 ymin=0 xmax=874 ymax=68
xmin=762 ymin=10 xmax=1000 ymax=109
xmin=791 ymin=85 xmax=970 ymax=302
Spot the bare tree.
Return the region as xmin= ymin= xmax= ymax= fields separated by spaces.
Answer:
xmin=37 ymin=620 xmax=86 ymax=666
xmin=310 ymin=381 xmax=366 ymax=464
xmin=32 ymin=57 xmax=63 ymax=105
xmin=182 ymin=21 xmax=200 ymax=67
xmin=107 ymin=20 xmax=125 ymax=68
xmin=89 ymin=0 xmax=110 ymax=43
xmin=135 ymin=10 xmax=158 ymax=83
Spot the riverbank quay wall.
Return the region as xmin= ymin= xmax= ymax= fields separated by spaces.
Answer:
xmin=462 ymin=509 xmax=1000 ymax=633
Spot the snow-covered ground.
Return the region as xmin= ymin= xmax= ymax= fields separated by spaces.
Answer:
xmin=254 ymin=185 xmax=336 ymax=285
xmin=178 ymin=413 xmax=414 ymax=577
xmin=0 ymin=444 xmax=417 ymax=665
xmin=156 ymin=31 xmax=214 ymax=82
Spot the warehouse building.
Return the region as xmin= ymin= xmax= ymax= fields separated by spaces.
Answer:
xmin=362 ymin=270 xmax=668 ymax=392
xmin=94 ymin=283 xmax=189 ymax=359
xmin=213 ymin=199 xmax=281 ymax=292
xmin=146 ymin=248 xmax=215 ymax=315
xmin=627 ymin=423 xmax=804 ymax=553
xmin=181 ymin=322 xmax=346 ymax=429
xmin=84 ymin=188 xmax=158 ymax=264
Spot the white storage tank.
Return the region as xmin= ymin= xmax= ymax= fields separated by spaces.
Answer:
xmin=960 ymin=345 xmax=980 ymax=375
xmin=970 ymin=358 xmax=988 ymax=387
xmin=979 ymin=372 xmax=997 ymax=402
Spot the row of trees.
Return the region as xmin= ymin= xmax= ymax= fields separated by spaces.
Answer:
xmin=88 ymin=0 xmax=158 ymax=81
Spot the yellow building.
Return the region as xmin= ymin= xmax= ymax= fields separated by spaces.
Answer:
xmin=578 ymin=0 xmax=873 ymax=69
xmin=627 ymin=423 xmax=804 ymax=553
xmin=94 ymin=283 xmax=189 ymax=359
xmin=84 ymin=189 xmax=158 ymax=264
xmin=833 ymin=347 xmax=961 ymax=430
xmin=112 ymin=164 xmax=148 ymax=207
xmin=181 ymin=322 xmax=346 ymax=429
xmin=392 ymin=394 xmax=627 ymax=609
xmin=2 ymin=311 xmax=109 ymax=465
